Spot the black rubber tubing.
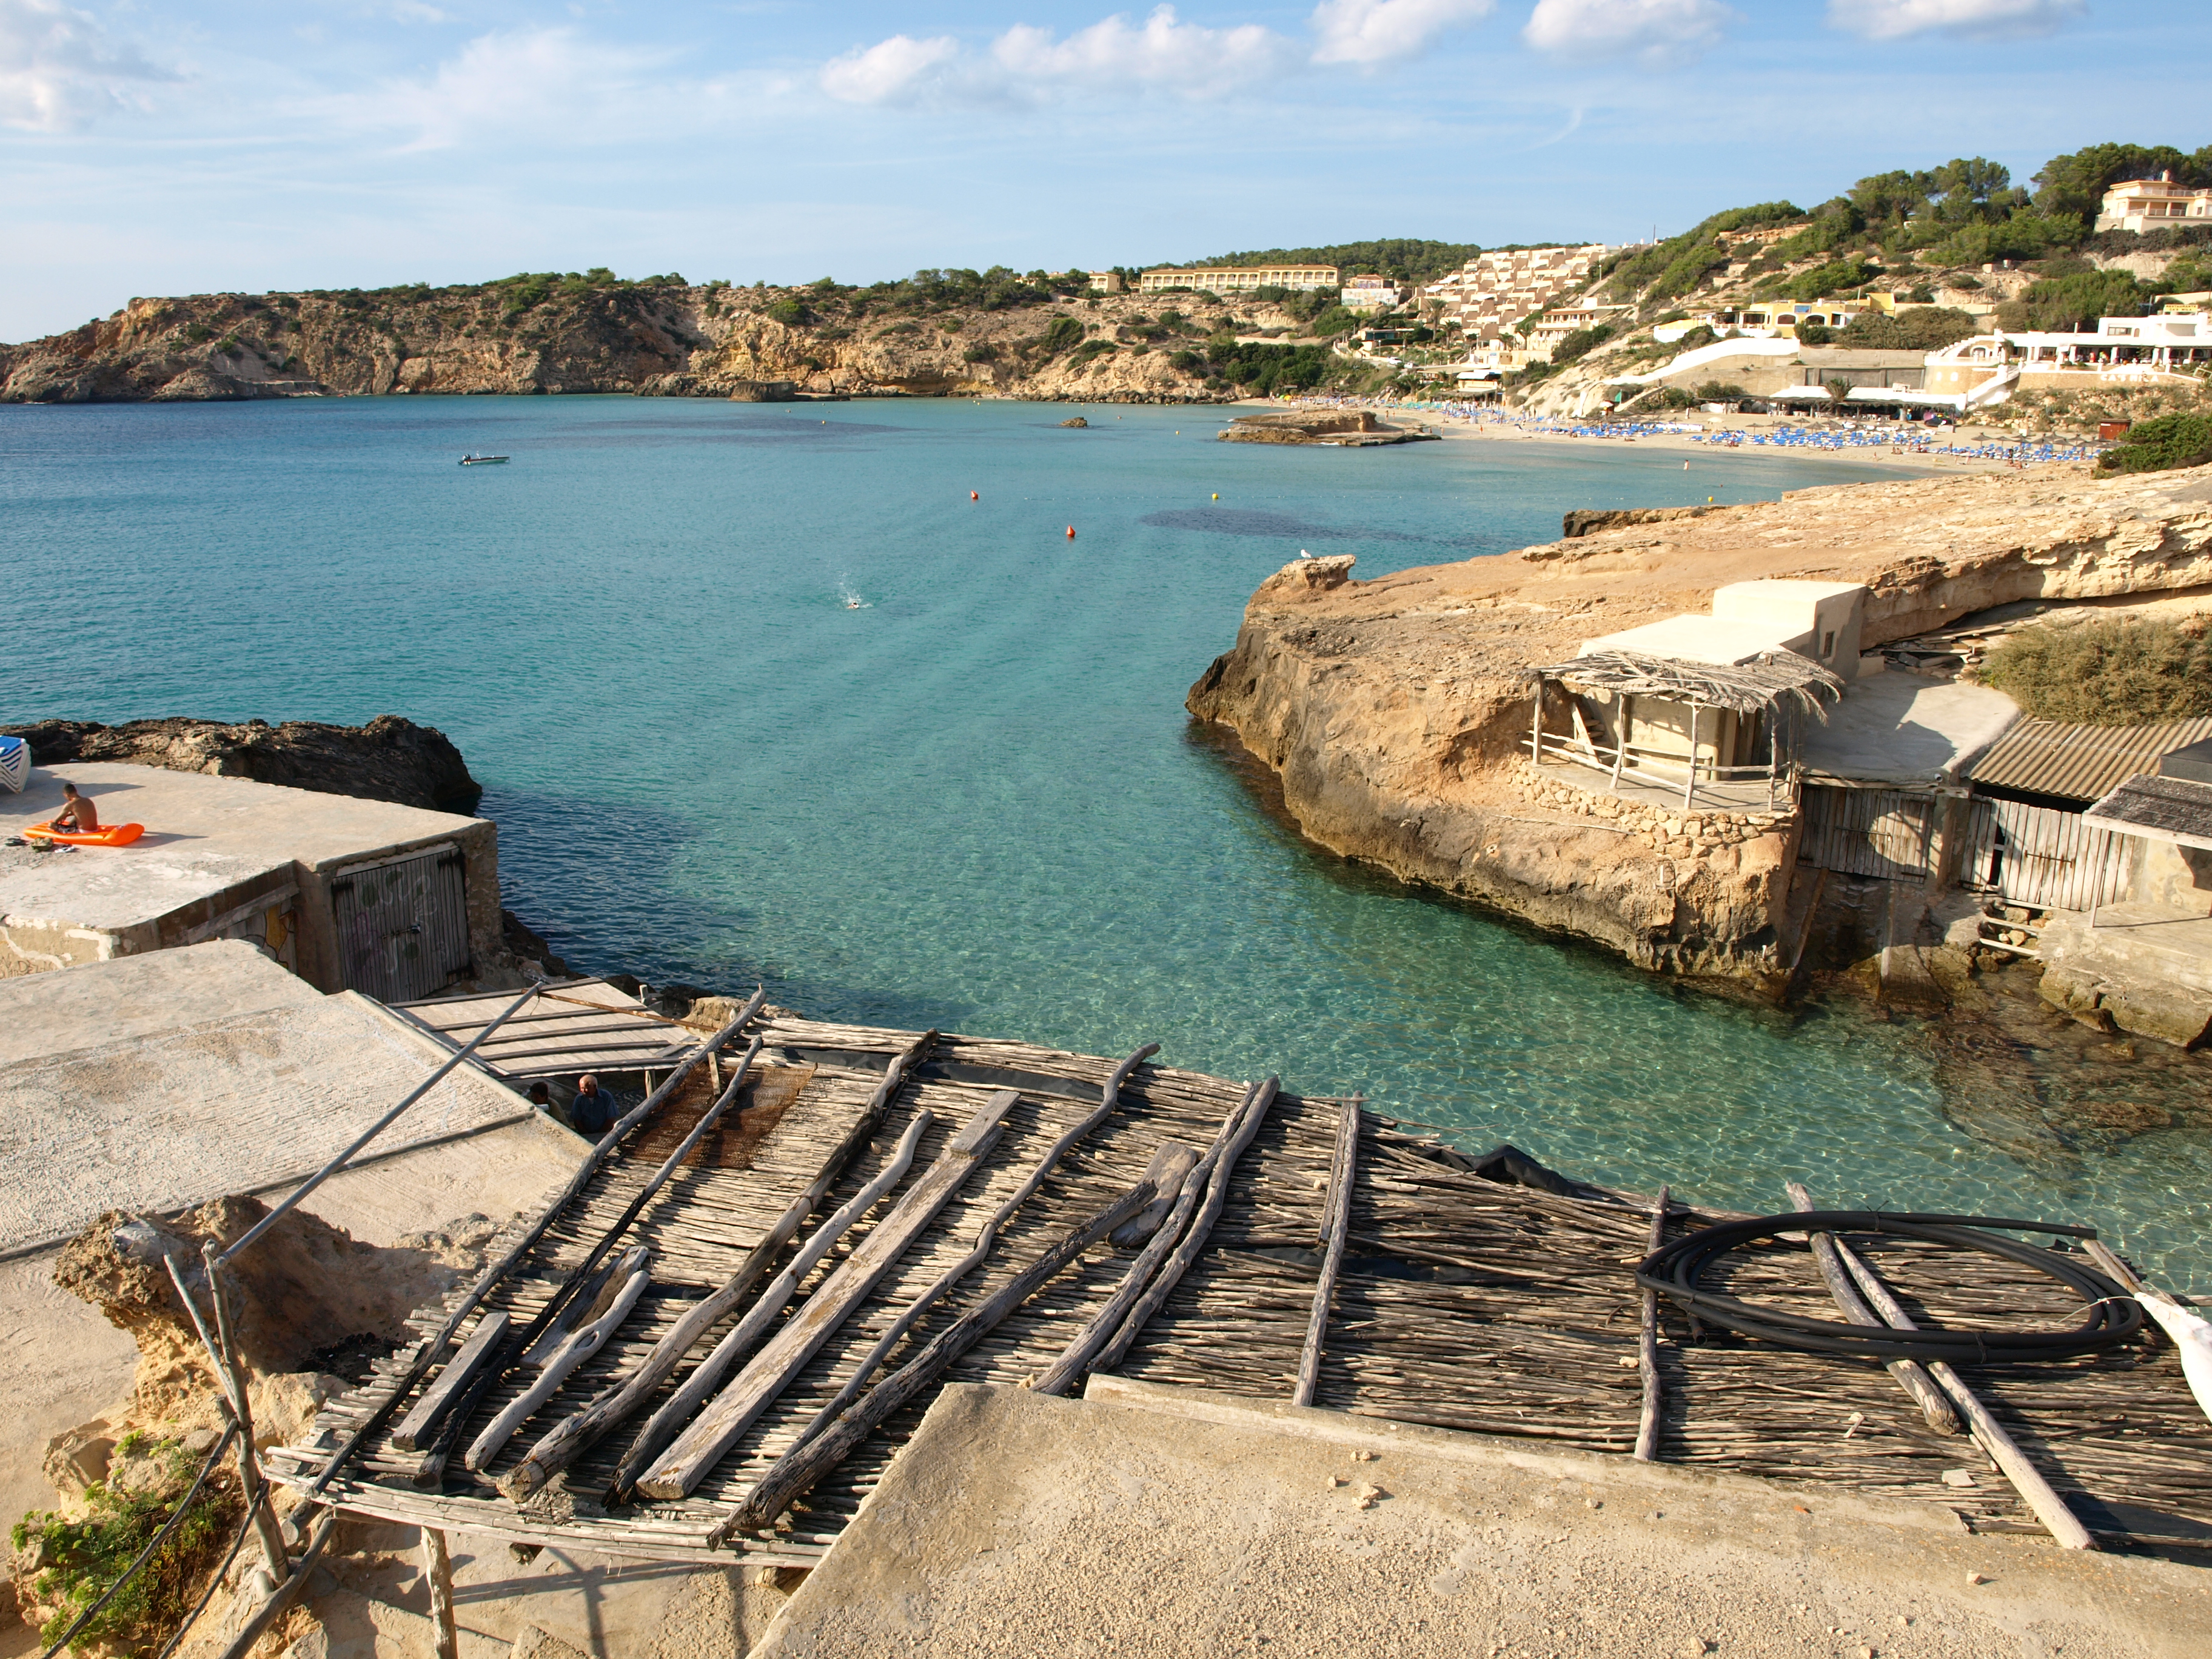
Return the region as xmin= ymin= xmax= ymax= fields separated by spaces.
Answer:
xmin=1634 ymin=1210 xmax=2142 ymax=1365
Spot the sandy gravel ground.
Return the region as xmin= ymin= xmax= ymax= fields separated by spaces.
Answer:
xmin=755 ymin=1379 xmax=2210 ymax=1659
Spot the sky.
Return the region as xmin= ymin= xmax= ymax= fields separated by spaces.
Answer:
xmin=1 ymin=0 xmax=2208 ymax=341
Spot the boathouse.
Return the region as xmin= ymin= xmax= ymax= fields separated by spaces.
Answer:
xmin=0 ymin=762 xmax=501 ymax=997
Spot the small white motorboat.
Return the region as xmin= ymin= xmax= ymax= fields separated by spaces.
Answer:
xmin=460 ymin=454 xmax=511 ymax=466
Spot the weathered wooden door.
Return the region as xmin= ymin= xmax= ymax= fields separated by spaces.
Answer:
xmin=332 ymin=846 xmax=471 ymax=1002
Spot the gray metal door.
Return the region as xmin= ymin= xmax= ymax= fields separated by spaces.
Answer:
xmin=332 ymin=846 xmax=471 ymax=1002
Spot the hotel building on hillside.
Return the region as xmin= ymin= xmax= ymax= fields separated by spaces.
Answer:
xmin=1341 ymin=275 xmax=1403 ymax=312
xmin=2096 ymin=173 xmax=2212 ymax=233
xmin=1422 ymin=244 xmax=1614 ymax=344
xmin=1526 ymin=302 xmax=1632 ymax=360
xmin=1136 ymin=264 xmax=1339 ymax=295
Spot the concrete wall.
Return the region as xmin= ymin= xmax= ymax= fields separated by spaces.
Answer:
xmin=2124 ymin=837 xmax=2212 ymax=916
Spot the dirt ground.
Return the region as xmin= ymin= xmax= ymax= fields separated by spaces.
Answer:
xmin=755 ymin=1379 xmax=2211 ymax=1659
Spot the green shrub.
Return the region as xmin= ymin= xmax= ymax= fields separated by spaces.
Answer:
xmin=1835 ymin=306 xmax=1981 ymax=350
xmin=214 ymin=337 xmax=239 ymax=355
xmin=1549 ymin=324 xmax=1612 ymax=366
xmin=1672 ymin=324 xmax=1718 ymax=352
xmin=765 ymin=298 xmax=806 ymax=325
xmin=1168 ymin=349 xmax=1201 ymax=372
xmin=961 ymin=343 xmax=997 ymax=363
xmin=1692 ymin=380 xmax=1748 ymax=402
xmin=183 ymin=323 xmax=211 ymax=343
xmin=1794 ymin=323 xmax=1833 ymax=346
xmin=1979 ymin=617 xmax=2212 ymax=724
xmin=1789 ymin=259 xmax=1874 ymax=300
xmin=13 ymin=1442 xmax=238 ymax=1653
xmin=1040 ymin=316 xmax=1084 ymax=354
xmin=2096 ymin=413 xmax=2212 ymax=475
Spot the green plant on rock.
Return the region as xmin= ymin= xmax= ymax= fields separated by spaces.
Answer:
xmin=1041 ymin=316 xmax=1084 ymax=354
xmin=13 ymin=1441 xmax=238 ymax=1655
xmin=1979 ymin=617 xmax=2212 ymax=724
xmin=2096 ymin=412 xmax=2212 ymax=475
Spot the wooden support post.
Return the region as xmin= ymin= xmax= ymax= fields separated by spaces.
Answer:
xmin=1294 ymin=1096 xmax=1360 ymax=1409
xmin=200 ymin=1247 xmax=292 ymax=1578
xmin=1790 ymin=1184 xmax=2092 ymax=1549
xmin=1530 ymin=677 xmax=1545 ymax=766
xmin=420 ymin=1527 xmax=459 ymax=1659
xmin=213 ymin=1506 xmax=339 ymax=1659
xmin=718 ymin=1177 xmax=1159 ymax=1542
xmin=1682 ymin=703 xmax=1700 ymax=809
xmin=1635 ymin=1185 xmax=1669 ymax=1461
xmin=1611 ymin=695 xmax=1629 ymax=789
xmin=1785 ymin=1183 xmax=1960 ymax=1435
xmin=634 ymin=1088 xmax=1023 ymax=1500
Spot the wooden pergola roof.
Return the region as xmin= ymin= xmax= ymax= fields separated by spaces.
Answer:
xmin=1527 ymin=650 xmax=1845 ymax=717
xmin=390 ymin=979 xmax=695 ymax=1082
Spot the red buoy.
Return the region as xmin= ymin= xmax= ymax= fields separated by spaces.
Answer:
xmin=1066 ymin=525 xmax=1076 ymax=539
xmin=970 ymin=491 xmax=979 ymax=500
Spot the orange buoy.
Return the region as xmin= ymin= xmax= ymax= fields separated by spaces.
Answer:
xmin=971 ymin=491 xmax=979 ymax=500
xmin=1066 ymin=526 xmax=1076 ymax=539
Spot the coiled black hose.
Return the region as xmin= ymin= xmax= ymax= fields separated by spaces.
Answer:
xmin=1635 ymin=1210 xmax=2141 ymax=1364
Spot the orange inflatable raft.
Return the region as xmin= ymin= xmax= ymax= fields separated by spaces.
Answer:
xmin=24 ymin=821 xmax=144 ymax=846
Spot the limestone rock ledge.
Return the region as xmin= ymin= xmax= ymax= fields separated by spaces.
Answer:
xmin=1185 ymin=464 xmax=2212 ymax=985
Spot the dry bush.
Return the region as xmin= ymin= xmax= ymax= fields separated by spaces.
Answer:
xmin=1979 ymin=617 xmax=2212 ymax=725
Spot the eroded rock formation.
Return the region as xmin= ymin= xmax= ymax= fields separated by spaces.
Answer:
xmin=3 ymin=714 xmax=481 ymax=813
xmin=1187 ymin=463 xmax=2212 ymax=983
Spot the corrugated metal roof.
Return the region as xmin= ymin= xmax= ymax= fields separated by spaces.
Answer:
xmin=1968 ymin=716 xmax=2212 ymax=805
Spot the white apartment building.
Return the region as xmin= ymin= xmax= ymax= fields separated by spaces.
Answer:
xmin=1342 ymin=275 xmax=1403 ymax=312
xmin=1138 ymin=265 xmax=1339 ymax=295
xmin=1526 ymin=302 xmax=1631 ymax=360
xmin=1422 ymin=244 xmax=1612 ymax=343
xmin=2096 ymin=173 xmax=2212 ymax=233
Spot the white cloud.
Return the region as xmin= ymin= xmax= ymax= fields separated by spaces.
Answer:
xmin=0 ymin=0 xmax=174 ymax=130
xmin=325 ymin=27 xmax=682 ymax=151
xmin=991 ymin=7 xmax=1299 ymax=96
xmin=1521 ymin=0 xmax=1736 ymax=67
xmin=1311 ymin=0 xmax=1496 ymax=67
xmin=819 ymin=34 xmax=964 ymax=107
xmin=1826 ymin=0 xmax=2082 ymax=40
xmin=821 ymin=7 xmax=1301 ymax=107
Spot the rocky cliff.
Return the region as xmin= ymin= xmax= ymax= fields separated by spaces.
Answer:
xmin=0 ymin=275 xmax=1272 ymax=404
xmin=2 ymin=715 xmax=481 ymax=812
xmin=1187 ymin=463 xmax=2212 ymax=984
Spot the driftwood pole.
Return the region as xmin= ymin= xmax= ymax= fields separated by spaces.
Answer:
xmin=420 ymin=1527 xmax=459 ymax=1659
xmin=506 ymin=1037 xmax=939 ymax=1502
xmin=718 ymin=1176 xmax=1159 ymax=1541
xmin=1789 ymin=1183 xmax=2091 ymax=1550
xmin=197 ymin=1247 xmax=292 ymax=1578
xmin=634 ymin=1089 xmax=1024 ymax=1500
xmin=1783 ymin=1182 xmax=1959 ymax=1434
xmin=1293 ymin=1096 xmax=1360 ymax=1409
xmin=1634 ymin=1185 xmax=1668 ymax=1462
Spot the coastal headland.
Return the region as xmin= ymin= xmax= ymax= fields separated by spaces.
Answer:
xmin=1185 ymin=461 xmax=2212 ymax=988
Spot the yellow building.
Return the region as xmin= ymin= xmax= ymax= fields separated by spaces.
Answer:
xmin=1138 ymin=265 xmax=1339 ymax=295
xmin=2096 ymin=173 xmax=2212 ymax=233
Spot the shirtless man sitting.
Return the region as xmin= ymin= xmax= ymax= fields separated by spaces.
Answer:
xmin=46 ymin=783 xmax=99 ymax=834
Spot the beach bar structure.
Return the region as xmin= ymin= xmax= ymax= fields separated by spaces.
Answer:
xmin=1522 ymin=581 xmax=1858 ymax=811
xmin=256 ymin=999 xmax=2212 ymax=1578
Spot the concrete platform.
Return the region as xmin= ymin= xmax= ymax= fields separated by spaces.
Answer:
xmin=2037 ymin=903 xmax=2212 ymax=1046
xmin=753 ymin=1379 xmax=2212 ymax=1658
xmin=1803 ymin=671 xmax=2019 ymax=787
xmin=0 ymin=943 xmax=581 ymax=1256
xmin=1 ymin=760 xmax=499 ymax=991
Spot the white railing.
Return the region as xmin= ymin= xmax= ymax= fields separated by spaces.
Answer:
xmin=1526 ymin=730 xmax=1789 ymax=809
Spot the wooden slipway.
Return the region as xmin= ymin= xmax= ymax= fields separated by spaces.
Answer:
xmin=267 ymin=1011 xmax=2212 ymax=1567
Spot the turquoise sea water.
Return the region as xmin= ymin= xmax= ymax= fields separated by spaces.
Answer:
xmin=4 ymin=397 xmax=2205 ymax=1287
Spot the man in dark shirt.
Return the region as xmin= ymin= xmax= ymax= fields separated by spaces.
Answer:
xmin=570 ymin=1074 xmax=617 ymax=1136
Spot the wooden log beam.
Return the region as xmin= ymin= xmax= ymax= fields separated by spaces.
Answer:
xmin=634 ymin=1088 xmax=1023 ymax=1500
xmin=1792 ymin=1182 xmax=2092 ymax=1550
xmin=1111 ymin=1141 xmax=1199 ymax=1248
xmin=291 ymin=993 xmax=767 ymax=1503
xmin=717 ymin=1176 xmax=1160 ymax=1541
xmin=1635 ymin=1185 xmax=1669 ymax=1462
xmin=1088 ymin=1077 xmax=1277 ymax=1376
xmin=393 ymin=1313 xmax=507 ymax=1452
xmin=1028 ymin=1076 xmax=1272 ymax=1397
xmin=1784 ymin=1182 xmax=1959 ymax=1435
xmin=465 ymin=1248 xmax=652 ymax=1471
xmin=605 ymin=1108 xmax=937 ymax=1501
xmin=1293 ymin=1096 xmax=1359 ymax=1409
xmin=414 ymin=1031 xmax=768 ymax=1483
xmin=501 ymin=1034 xmax=936 ymax=1503
xmin=771 ymin=1046 xmax=1163 ymax=1467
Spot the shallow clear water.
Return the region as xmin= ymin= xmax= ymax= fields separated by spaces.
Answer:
xmin=4 ymin=397 xmax=2205 ymax=1287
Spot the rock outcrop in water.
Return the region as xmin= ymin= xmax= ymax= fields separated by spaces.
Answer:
xmin=3 ymin=714 xmax=481 ymax=813
xmin=1187 ymin=463 xmax=2212 ymax=985
xmin=0 ymin=277 xmax=1272 ymax=404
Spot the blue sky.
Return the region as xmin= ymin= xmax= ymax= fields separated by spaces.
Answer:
xmin=1 ymin=0 xmax=2206 ymax=341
